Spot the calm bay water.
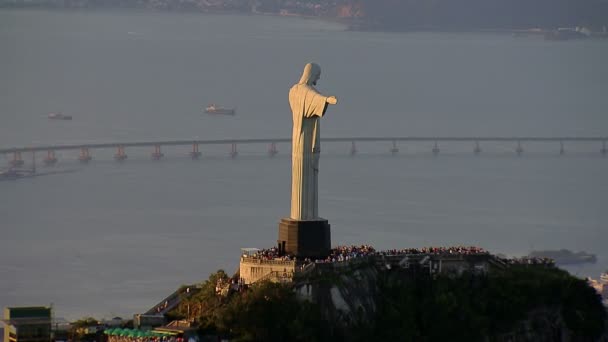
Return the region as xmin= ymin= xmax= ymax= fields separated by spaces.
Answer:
xmin=1 ymin=9 xmax=607 ymax=320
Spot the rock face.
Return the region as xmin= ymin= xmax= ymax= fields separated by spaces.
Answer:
xmin=495 ymin=308 xmax=608 ymax=342
xmin=295 ymin=263 xmax=379 ymax=331
xmin=499 ymin=308 xmax=581 ymax=342
xmin=293 ymin=260 xmax=608 ymax=341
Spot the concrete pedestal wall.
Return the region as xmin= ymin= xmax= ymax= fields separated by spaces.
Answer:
xmin=278 ymin=218 xmax=331 ymax=258
xmin=239 ymin=257 xmax=297 ymax=285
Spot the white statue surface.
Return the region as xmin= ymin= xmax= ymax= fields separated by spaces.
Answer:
xmin=288 ymin=63 xmax=338 ymax=220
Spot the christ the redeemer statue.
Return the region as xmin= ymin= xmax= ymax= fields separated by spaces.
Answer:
xmin=289 ymin=62 xmax=338 ymax=220
xmin=278 ymin=62 xmax=337 ymax=257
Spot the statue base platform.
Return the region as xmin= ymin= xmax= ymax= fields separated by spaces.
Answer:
xmin=278 ymin=218 xmax=331 ymax=258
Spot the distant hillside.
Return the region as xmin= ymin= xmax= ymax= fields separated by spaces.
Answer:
xmin=2 ymin=0 xmax=607 ymax=32
xmin=356 ymin=0 xmax=608 ymax=31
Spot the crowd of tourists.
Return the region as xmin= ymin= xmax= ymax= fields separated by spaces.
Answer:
xmin=248 ymin=244 xmax=377 ymax=264
xmin=377 ymin=246 xmax=488 ymax=256
xmin=313 ymin=244 xmax=376 ymax=263
xmin=245 ymin=245 xmax=555 ymax=266
xmin=248 ymin=245 xmax=491 ymax=263
xmin=244 ymin=247 xmax=293 ymax=261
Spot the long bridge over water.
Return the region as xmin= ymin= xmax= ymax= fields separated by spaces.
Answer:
xmin=1 ymin=136 xmax=607 ymax=167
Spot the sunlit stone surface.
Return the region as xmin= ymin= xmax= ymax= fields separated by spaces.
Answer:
xmin=288 ymin=63 xmax=338 ymax=220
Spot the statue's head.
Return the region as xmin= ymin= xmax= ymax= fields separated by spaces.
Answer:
xmin=298 ymin=63 xmax=321 ymax=86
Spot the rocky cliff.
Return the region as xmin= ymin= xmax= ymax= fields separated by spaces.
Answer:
xmin=293 ymin=260 xmax=607 ymax=341
xmin=171 ymin=258 xmax=606 ymax=341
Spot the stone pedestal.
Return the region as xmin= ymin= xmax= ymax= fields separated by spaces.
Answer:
xmin=278 ymin=218 xmax=331 ymax=258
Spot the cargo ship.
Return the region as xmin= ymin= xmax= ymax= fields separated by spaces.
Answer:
xmin=48 ymin=112 xmax=72 ymax=120
xmin=204 ymin=104 xmax=235 ymax=115
xmin=528 ymin=249 xmax=597 ymax=265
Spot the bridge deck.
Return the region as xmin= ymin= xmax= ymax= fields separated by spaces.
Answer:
xmin=1 ymin=136 xmax=606 ymax=154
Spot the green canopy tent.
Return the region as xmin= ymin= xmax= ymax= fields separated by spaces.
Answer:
xmin=133 ymin=330 xmax=146 ymax=338
xmin=110 ymin=328 xmax=123 ymax=336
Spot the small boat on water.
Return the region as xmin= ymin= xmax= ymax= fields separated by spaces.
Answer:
xmin=48 ymin=112 xmax=72 ymax=120
xmin=204 ymin=104 xmax=236 ymax=115
xmin=0 ymin=168 xmax=35 ymax=181
xmin=601 ymin=271 xmax=608 ymax=283
xmin=0 ymin=167 xmax=78 ymax=181
xmin=544 ymin=27 xmax=590 ymax=41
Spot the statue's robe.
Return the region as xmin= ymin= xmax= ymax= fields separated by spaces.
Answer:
xmin=289 ymin=63 xmax=328 ymax=220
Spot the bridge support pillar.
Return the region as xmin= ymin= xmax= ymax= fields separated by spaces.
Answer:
xmin=602 ymin=141 xmax=607 ymax=156
xmin=559 ymin=142 xmax=565 ymax=155
xmin=10 ymin=152 xmax=24 ymax=167
xmin=268 ymin=142 xmax=278 ymax=157
xmin=79 ymin=148 xmax=92 ymax=163
xmin=432 ymin=142 xmax=440 ymax=156
xmin=516 ymin=141 xmax=523 ymax=156
xmin=114 ymin=146 xmax=127 ymax=162
xmin=44 ymin=150 xmax=57 ymax=166
xmin=230 ymin=143 xmax=238 ymax=158
xmin=151 ymin=145 xmax=164 ymax=160
xmin=190 ymin=143 xmax=201 ymax=159
xmin=350 ymin=141 xmax=357 ymax=156
xmin=390 ymin=140 xmax=399 ymax=155
xmin=474 ymin=141 xmax=481 ymax=155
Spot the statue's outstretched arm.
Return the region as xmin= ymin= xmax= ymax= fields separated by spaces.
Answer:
xmin=326 ymin=96 xmax=338 ymax=105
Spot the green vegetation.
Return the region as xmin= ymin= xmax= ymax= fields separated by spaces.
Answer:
xmin=171 ymin=270 xmax=229 ymax=328
xmin=173 ymin=267 xmax=606 ymax=341
xmin=71 ymin=317 xmax=99 ymax=328
xmin=214 ymin=281 xmax=330 ymax=341
xmin=69 ymin=316 xmax=101 ymax=341
xmin=369 ymin=267 xmax=607 ymax=341
xmin=173 ymin=270 xmax=329 ymax=341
